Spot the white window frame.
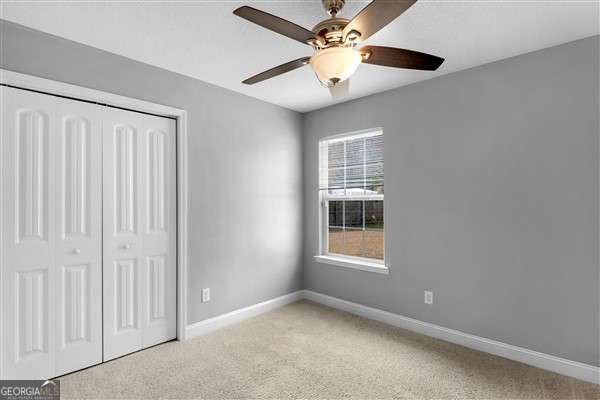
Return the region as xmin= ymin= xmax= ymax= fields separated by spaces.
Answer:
xmin=315 ymin=128 xmax=388 ymax=275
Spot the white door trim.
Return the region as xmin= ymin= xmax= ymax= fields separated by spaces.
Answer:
xmin=0 ymin=69 xmax=190 ymax=379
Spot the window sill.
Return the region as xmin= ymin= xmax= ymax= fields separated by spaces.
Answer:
xmin=314 ymin=255 xmax=389 ymax=275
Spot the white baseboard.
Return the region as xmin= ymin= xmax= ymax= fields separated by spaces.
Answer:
xmin=184 ymin=289 xmax=598 ymax=384
xmin=303 ymin=290 xmax=600 ymax=384
xmin=186 ymin=291 xmax=303 ymax=338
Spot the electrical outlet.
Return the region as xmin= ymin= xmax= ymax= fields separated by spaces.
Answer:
xmin=202 ymin=288 xmax=210 ymax=303
xmin=424 ymin=290 xmax=433 ymax=305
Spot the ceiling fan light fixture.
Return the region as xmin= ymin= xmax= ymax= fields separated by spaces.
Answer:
xmin=309 ymin=47 xmax=362 ymax=87
xmin=234 ymin=1 xmax=445 ymax=89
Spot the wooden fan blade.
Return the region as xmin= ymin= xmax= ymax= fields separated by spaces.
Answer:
xmin=242 ymin=57 xmax=311 ymax=85
xmin=329 ymin=79 xmax=350 ymax=99
xmin=234 ymin=6 xmax=316 ymax=45
xmin=361 ymin=45 xmax=444 ymax=71
xmin=343 ymin=0 xmax=418 ymax=42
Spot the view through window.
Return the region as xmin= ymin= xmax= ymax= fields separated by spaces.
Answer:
xmin=319 ymin=130 xmax=384 ymax=262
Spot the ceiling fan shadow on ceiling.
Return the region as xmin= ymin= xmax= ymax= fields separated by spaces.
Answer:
xmin=233 ymin=0 xmax=445 ymax=99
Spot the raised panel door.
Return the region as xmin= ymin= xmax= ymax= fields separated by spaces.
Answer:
xmin=102 ymin=108 xmax=145 ymax=361
xmin=54 ymin=99 xmax=102 ymax=376
xmin=1 ymin=86 xmax=56 ymax=379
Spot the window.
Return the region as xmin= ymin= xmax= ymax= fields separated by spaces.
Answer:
xmin=316 ymin=129 xmax=386 ymax=273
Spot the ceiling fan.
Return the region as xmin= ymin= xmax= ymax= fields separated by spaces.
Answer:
xmin=233 ymin=0 xmax=444 ymax=98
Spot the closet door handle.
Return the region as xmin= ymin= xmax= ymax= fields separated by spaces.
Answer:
xmin=122 ymin=243 xmax=132 ymax=250
xmin=72 ymin=248 xmax=81 ymax=255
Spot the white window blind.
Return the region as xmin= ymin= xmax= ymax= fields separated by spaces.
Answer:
xmin=319 ymin=130 xmax=384 ymax=198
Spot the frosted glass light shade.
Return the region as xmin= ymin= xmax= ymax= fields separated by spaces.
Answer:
xmin=309 ymin=47 xmax=362 ymax=87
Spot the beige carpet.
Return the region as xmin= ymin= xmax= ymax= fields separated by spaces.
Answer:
xmin=59 ymin=300 xmax=599 ymax=399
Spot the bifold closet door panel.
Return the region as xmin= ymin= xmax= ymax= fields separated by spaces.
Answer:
xmin=102 ymin=108 xmax=145 ymax=361
xmin=1 ymin=87 xmax=102 ymax=379
xmin=1 ymin=86 xmax=57 ymax=379
xmin=140 ymin=114 xmax=176 ymax=349
xmin=53 ymin=97 xmax=103 ymax=376
xmin=103 ymin=108 xmax=176 ymax=361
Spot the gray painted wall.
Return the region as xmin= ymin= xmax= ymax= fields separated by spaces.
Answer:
xmin=2 ymin=18 xmax=598 ymax=367
xmin=0 ymin=20 xmax=304 ymax=325
xmin=303 ymin=36 xmax=599 ymax=366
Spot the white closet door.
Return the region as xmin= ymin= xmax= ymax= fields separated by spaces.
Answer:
xmin=141 ymin=114 xmax=176 ymax=348
xmin=1 ymin=87 xmax=102 ymax=379
xmin=54 ymin=97 xmax=103 ymax=376
xmin=102 ymin=108 xmax=145 ymax=360
xmin=1 ymin=86 xmax=56 ymax=379
xmin=103 ymin=108 xmax=176 ymax=360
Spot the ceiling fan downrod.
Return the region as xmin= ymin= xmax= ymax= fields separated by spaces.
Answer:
xmin=322 ymin=0 xmax=345 ymax=17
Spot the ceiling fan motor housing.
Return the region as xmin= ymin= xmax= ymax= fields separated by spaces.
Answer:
xmin=322 ymin=0 xmax=346 ymax=16
xmin=312 ymin=18 xmax=350 ymax=46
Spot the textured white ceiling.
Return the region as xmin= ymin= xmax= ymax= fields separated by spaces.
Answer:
xmin=1 ymin=0 xmax=598 ymax=112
